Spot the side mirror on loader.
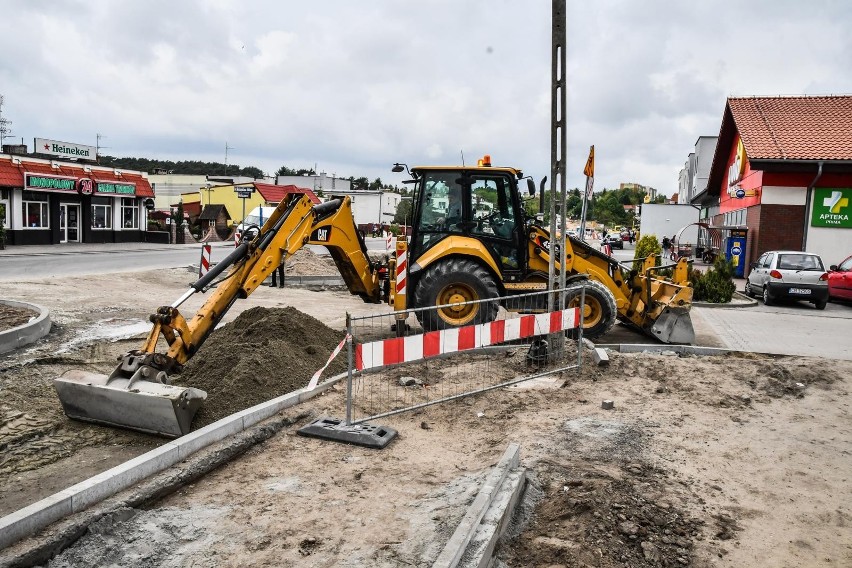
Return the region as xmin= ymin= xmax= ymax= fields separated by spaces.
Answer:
xmin=527 ymin=178 xmax=536 ymax=196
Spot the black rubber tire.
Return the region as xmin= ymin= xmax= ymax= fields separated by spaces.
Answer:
xmin=814 ymin=299 xmax=827 ymax=310
xmin=745 ymin=282 xmax=755 ymax=298
xmin=762 ymin=286 xmax=774 ymax=306
xmin=413 ymin=258 xmax=499 ymax=331
xmin=563 ymin=280 xmax=617 ymax=340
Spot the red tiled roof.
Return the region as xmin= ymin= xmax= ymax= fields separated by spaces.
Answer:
xmin=0 ymin=156 xmax=154 ymax=197
xmin=254 ymin=183 xmax=320 ymax=204
xmin=702 ymin=95 xmax=852 ymax=200
xmin=729 ymin=95 xmax=852 ymax=160
xmin=0 ymin=158 xmax=24 ymax=186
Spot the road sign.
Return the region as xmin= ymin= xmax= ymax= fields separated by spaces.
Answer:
xmin=235 ymin=186 xmax=255 ymax=199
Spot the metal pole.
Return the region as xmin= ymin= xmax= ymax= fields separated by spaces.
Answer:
xmin=548 ymin=0 xmax=566 ymax=312
xmin=578 ymin=281 xmax=585 ymax=370
xmin=345 ymin=313 xmax=354 ymax=426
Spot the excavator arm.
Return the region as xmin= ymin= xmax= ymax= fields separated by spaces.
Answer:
xmin=54 ymin=193 xmax=382 ymax=437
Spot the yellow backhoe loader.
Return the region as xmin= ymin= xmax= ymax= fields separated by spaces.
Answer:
xmin=54 ymin=156 xmax=693 ymax=437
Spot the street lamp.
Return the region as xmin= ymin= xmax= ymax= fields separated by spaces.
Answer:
xmin=202 ymin=183 xmax=213 ymax=206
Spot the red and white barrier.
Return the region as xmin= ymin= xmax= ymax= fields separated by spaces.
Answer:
xmin=395 ymin=247 xmax=407 ymax=296
xmin=307 ymin=334 xmax=350 ymax=390
xmin=355 ymin=308 xmax=579 ymax=371
xmin=198 ymin=244 xmax=212 ymax=277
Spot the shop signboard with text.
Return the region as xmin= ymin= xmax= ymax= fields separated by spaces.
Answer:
xmin=25 ymin=173 xmax=77 ymax=193
xmin=811 ymin=188 xmax=852 ymax=228
xmin=34 ymin=138 xmax=97 ymax=161
xmin=95 ymin=182 xmax=136 ymax=195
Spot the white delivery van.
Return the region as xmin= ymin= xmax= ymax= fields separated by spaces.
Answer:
xmin=234 ymin=206 xmax=277 ymax=245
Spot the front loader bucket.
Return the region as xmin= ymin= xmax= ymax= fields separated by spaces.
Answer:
xmin=648 ymin=306 xmax=695 ymax=345
xmin=54 ymin=370 xmax=207 ymax=438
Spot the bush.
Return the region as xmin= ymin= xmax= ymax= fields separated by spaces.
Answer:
xmin=690 ymin=257 xmax=736 ymax=303
xmin=633 ymin=234 xmax=661 ymax=270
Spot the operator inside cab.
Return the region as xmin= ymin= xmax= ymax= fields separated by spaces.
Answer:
xmin=414 ymin=166 xmax=520 ymax=271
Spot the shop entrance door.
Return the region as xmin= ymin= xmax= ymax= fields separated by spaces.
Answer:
xmin=60 ymin=204 xmax=80 ymax=243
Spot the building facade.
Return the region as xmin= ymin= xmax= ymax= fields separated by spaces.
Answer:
xmin=691 ymin=95 xmax=852 ymax=269
xmin=0 ymin=154 xmax=156 ymax=246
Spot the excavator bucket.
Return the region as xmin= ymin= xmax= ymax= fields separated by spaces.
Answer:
xmin=54 ymin=370 xmax=206 ymax=438
xmin=648 ymin=306 xmax=695 ymax=344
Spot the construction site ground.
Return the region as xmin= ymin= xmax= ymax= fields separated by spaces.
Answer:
xmin=0 ymin=249 xmax=850 ymax=567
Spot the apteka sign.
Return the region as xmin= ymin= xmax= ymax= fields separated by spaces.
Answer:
xmin=811 ymin=188 xmax=852 ymax=228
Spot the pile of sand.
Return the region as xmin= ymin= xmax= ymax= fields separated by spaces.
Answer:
xmin=177 ymin=306 xmax=348 ymax=427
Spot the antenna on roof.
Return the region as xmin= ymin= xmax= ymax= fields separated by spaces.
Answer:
xmin=460 ymin=150 xmax=465 ymax=166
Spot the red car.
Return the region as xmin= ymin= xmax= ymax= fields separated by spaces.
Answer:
xmin=828 ymin=255 xmax=852 ymax=301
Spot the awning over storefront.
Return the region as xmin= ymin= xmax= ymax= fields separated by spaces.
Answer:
xmin=0 ymin=155 xmax=154 ymax=197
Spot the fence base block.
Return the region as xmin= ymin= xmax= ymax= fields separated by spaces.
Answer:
xmin=297 ymin=416 xmax=398 ymax=449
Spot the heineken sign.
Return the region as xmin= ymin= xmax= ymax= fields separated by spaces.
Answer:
xmin=34 ymin=137 xmax=97 ymax=160
xmin=25 ymin=173 xmax=77 ymax=192
xmin=96 ymin=182 xmax=136 ymax=195
xmin=812 ymin=188 xmax=852 ymax=228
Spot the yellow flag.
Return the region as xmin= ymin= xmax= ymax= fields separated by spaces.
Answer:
xmin=583 ymin=145 xmax=594 ymax=177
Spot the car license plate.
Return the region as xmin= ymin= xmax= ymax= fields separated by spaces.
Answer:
xmin=788 ymin=288 xmax=810 ymax=295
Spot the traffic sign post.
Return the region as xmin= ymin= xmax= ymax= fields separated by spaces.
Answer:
xmin=234 ymin=185 xmax=256 ymax=226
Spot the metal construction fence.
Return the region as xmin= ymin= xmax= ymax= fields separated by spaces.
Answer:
xmin=339 ymin=284 xmax=587 ymax=426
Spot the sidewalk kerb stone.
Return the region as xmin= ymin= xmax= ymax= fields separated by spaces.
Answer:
xmin=0 ymin=491 xmax=73 ymax=550
xmin=433 ymin=443 xmax=521 ymax=568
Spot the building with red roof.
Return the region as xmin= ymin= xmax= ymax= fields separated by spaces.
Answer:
xmin=0 ymin=153 xmax=158 ymax=246
xmin=691 ymin=95 xmax=852 ymax=273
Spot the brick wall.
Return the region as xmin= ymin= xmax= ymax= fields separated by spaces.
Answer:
xmin=756 ymin=204 xmax=805 ymax=256
xmin=745 ymin=205 xmax=762 ymax=268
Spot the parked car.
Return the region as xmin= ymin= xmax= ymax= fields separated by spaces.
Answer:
xmin=745 ymin=250 xmax=829 ymax=309
xmin=603 ymin=235 xmax=623 ymax=249
xmin=828 ymin=254 xmax=852 ymax=301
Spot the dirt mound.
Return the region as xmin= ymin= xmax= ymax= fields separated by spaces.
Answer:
xmin=500 ymin=460 xmax=708 ymax=567
xmin=177 ymin=306 xmax=348 ymax=427
xmin=0 ymin=304 xmax=37 ymax=332
xmin=284 ymin=248 xmax=341 ymax=276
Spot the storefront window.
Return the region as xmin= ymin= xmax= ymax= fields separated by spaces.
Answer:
xmin=1 ymin=189 xmax=8 ymax=228
xmin=92 ymin=204 xmax=112 ymax=229
xmin=23 ymin=200 xmax=49 ymax=228
xmin=121 ymin=198 xmax=138 ymax=229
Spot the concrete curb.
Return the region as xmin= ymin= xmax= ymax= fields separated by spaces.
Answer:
xmin=0 ymin=300 xmax=51 ymax=355
xmin=434 ymin=443 xmax=521 ymax=568
xmin=596 ymin=343 xmax=734 ymax=356
xmin=0 ymin=372 xmax=346 ymax=551
xmin=693 ymin=291 xmax=758 ymax=309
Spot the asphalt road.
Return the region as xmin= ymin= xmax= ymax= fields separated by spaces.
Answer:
xmin=0 ymin=238 xmax=390 ymax=281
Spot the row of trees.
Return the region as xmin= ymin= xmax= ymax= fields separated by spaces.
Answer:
xmin=98 ymin=156 xmax=264 ymax=178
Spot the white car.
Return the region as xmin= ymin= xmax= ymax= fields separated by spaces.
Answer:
xmin=745 ymin=250 xmax=829 ymax=309
xmin=234 ymin=206 xmax=276 ymax=245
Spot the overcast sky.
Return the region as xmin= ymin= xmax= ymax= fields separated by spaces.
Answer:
xmin=1 ymin=0 xmax=851 ymax=196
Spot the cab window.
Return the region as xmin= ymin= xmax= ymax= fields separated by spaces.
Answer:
xmin=470 ymin=176 xmax=516 ymax=241
xmin=416 ymin=172 xmax=464 ymax=233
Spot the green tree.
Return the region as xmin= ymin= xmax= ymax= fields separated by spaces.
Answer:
xmin=393 ymin=198 xmax=413 ymax=226
xmin=351 ymin=176 xmax=369 ymax=190
xmin=369 ymin=177 xmax=383 ymax=191
xmin=592 ymin=190 xmax=628 ymax=228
